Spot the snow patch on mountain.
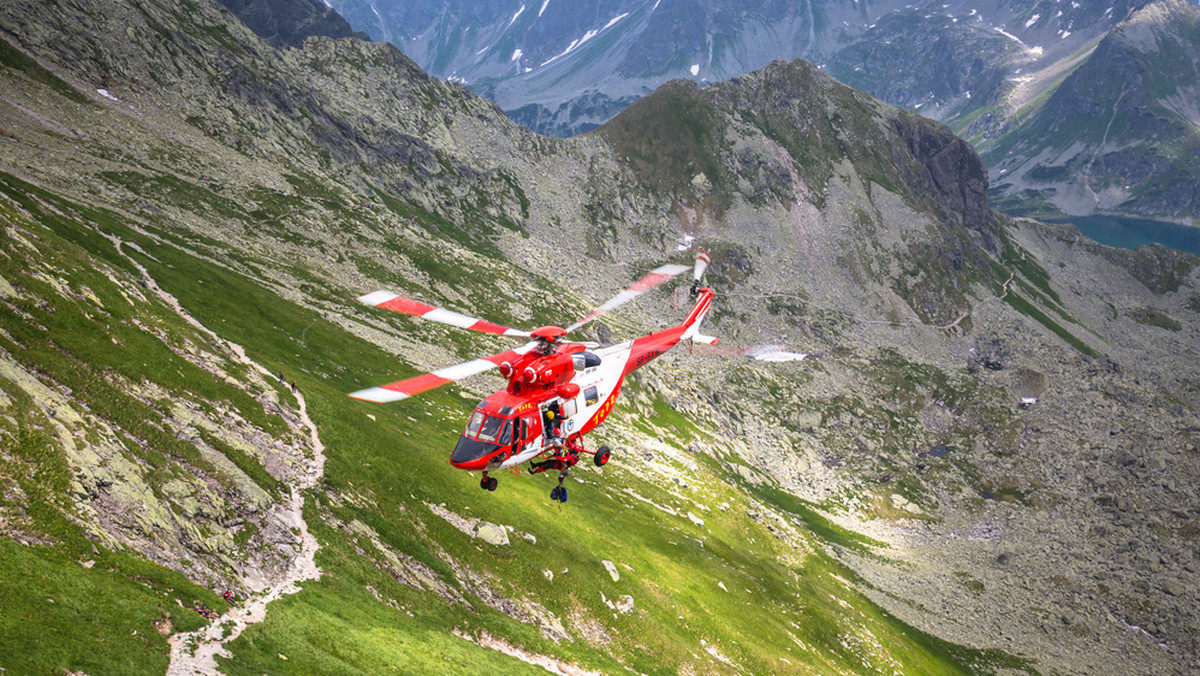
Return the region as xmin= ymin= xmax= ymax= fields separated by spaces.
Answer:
xmin=541 ymin=30 xmax=597 ymax=66
xmin=539 ymin=14 xmax=628 ymax=68
xmin=603 ymin=12 xmax=629 ymax=30
xmin=507 ymin=4 xmax=526 ymax=29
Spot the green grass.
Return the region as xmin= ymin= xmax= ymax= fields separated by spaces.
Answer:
xmin=990 ymin=224 xmax=1100 ymax=358
xmin=0 ymin=538 xmax=221 ymax=675
xmin=1129 ymin=307 xmax=1182 ymax=332
xmin=644 ymin=396 xmax=706 ymax=443
xmin=1002 ymin=292 xmax=1100 ymax=359
xmin=748 ymin=483 xmax=885 ymax=555
xmin=0 ymin=164 xmax=1040 ymax=675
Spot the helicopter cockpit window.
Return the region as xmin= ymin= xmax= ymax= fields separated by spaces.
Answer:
xmin=477 ymin=415 xmax=505 ymax=443
xmin=498 ymin=421 xmax=512 ymax=446
xmin=465 ymin=410 xmax=485 ymax=437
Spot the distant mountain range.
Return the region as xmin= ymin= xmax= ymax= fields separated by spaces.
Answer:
xmin=327 ymin=0 xmax=1200 ymax=224
xmin=325 ymin=0 xmax=1135 ymax=132
xmin=982 ymin=0 xmax=1200 ymax=222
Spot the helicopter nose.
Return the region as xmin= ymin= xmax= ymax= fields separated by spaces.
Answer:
xmin=449 ymin=435 xmax=506 ymax=470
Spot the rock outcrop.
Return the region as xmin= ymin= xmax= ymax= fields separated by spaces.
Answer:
xmin=217 ymin=0 xmax=368 ymax=48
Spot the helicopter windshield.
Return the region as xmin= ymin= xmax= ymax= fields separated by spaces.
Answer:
xmin=466 ymin=410 xmax=485 ymax=436
xmin=464 ymin=412 xmax=511 ymax=444
xmin=452 ymin=412 xmax=514 ymax=466
xmin=477 ymin=415 xmax=504 ymax=443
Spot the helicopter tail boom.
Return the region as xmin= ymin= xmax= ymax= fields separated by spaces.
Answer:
xmin=619 ymin=287 xmax=715 ymax=376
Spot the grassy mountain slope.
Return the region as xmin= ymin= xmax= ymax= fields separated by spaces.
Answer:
xmin=0 ymin=155 xmax=1012 ymax=674
xmin=1 ymin=0 xmax=1199 ymax=674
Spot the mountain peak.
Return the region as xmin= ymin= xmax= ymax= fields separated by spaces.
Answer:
xmin=986 ymin=0 xmax=1200 ymax=220
xmin=217 ymin=0 xmax=369 ymax=49
xmin=600 ymin=58 xmax=996 ymax=254
xmin=1116 ymin=0 xmax=1200 ymax=49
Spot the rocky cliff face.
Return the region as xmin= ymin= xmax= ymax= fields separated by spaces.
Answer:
xmin=1 ymin=0 xmax=1199 ymax=674
xmin=216 ymin=0 xmax=369 ymax=48
xmin=597 ymin=61 xmax=999 ymax=325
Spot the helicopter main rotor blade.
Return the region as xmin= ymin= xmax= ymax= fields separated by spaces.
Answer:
xmin=566 ymin=263 xmax=691 ymax=333
xmin=358 ymin=291 xmax=532 ymax=337
xmin=692 ymin=342 xmax=808 ymax=362
xmin=349 ymin=341 xmax=540 ymax=403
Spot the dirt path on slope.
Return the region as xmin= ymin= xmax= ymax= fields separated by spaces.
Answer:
xmin=104 ymin=237 xmax=326 ymax=675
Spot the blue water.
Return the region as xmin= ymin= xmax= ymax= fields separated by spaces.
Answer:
xmin=1048 ymin=216 xmax=1200 ymax=257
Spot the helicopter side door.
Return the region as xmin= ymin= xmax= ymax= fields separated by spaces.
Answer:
xmin=519 ymin=414 xmax=540 ymax=452
xmin=501 ymin=413 xmax=547 ymax=469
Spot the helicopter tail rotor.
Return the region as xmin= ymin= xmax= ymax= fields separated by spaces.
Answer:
xmin=690 ymin=249 xmax=711 ymax=296
xmin=693 ymin=249 xmax=711 ymax=284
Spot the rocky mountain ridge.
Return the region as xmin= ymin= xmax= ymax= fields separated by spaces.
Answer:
xmin=1 ymin=0 xmax=1199 ymax=673
xmin=334 ymin=0 xmax=1200 ymax=227
xmin=328 ymin=0 xmax=1147 ymax=137
xmin=217 ymin=0 xmax=369 ymax=48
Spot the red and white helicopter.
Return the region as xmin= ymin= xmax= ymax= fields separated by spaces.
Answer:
xmin=350 ymin=250 xmax=804 ymax=502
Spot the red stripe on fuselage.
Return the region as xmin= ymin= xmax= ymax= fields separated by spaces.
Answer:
xmin=623 ymin=326 xmax=686 ymax=376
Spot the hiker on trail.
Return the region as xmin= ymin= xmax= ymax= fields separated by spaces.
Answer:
xmin=290 ymin=380 xmax=296 ymax=392
xmin=278 ymin=370 xmax=285 ymax=384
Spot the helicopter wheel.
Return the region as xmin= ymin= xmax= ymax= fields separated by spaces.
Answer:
xmin=481 ymin=476 xmax=497 ymax=492
xmin=593 ymin=445 xmax=611 ymax=467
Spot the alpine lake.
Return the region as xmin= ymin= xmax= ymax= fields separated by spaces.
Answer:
xmin=1049 ymin=215 xmax=1200 ymax=256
